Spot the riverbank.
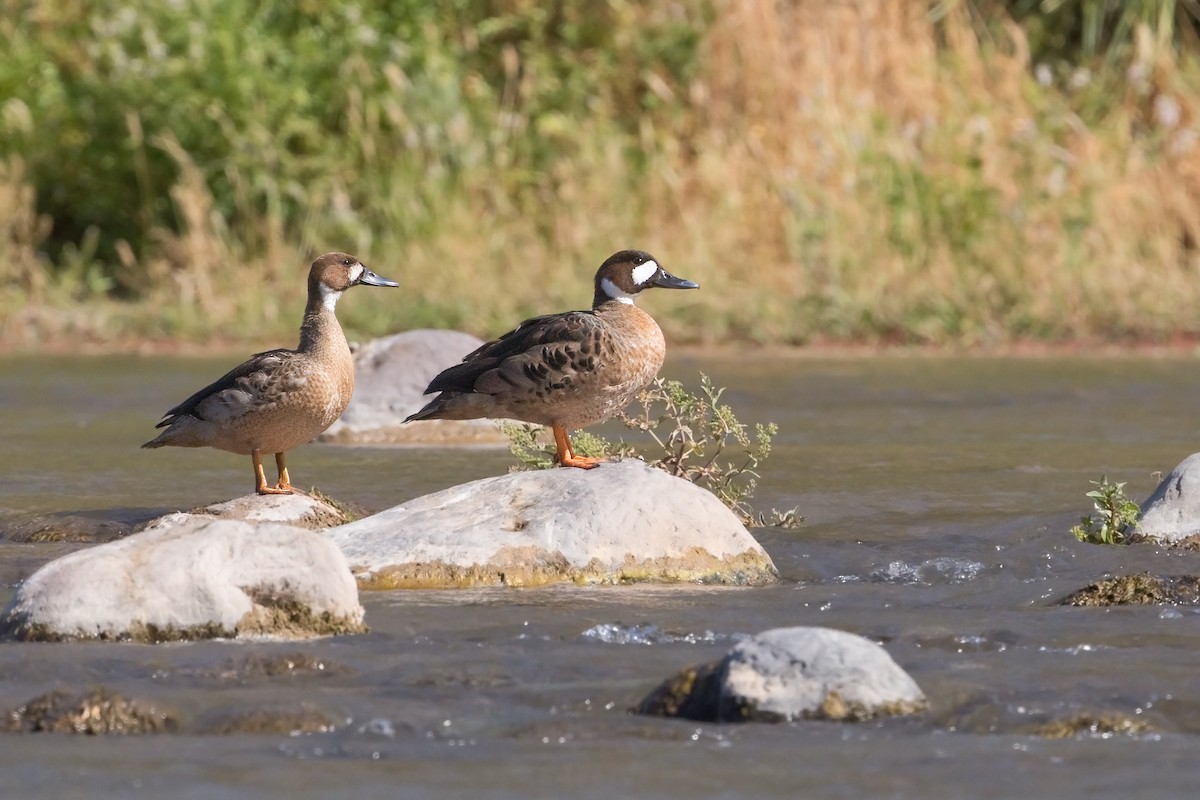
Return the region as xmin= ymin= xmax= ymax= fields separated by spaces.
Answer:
xmin=3 ymin=2 xmax=1199 ymax=349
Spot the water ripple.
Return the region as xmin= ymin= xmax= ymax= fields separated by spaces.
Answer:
xmin=579 ymin=622 xmax=741 ymax=646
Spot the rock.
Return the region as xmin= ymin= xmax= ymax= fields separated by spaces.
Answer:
xmin=1029 ymin=712 xmax=1153 ymax=739
xmin=184 ymin=492 xmax=351 ymax=529
xmin=199 ymin=705 xmax=339 ymax=735
xmin=636 ymin=626 xmax=927 ymax=722
xmin=1059 ymin=573 xmax=1200 ymax=606
xmin=328 ymin=459 xmax=778 ymax=589
xmin=320 ymin=329 xmax=506 ymax=445
xmin=1 ymin=493 xmax=349 ymax=547
xmin=3 ymin=687 xmax=178 ymax=734
xmin=1136 ymin=453 xmax=1200 ymax=544
xmin=0 ymin=517 xmax=366 ymax=642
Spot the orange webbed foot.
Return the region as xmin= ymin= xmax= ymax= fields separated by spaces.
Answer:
xmin=557 ymin=454 xmax=605 ymax=469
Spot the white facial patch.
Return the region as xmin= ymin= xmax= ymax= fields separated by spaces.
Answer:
xmin=600 ymin=277 xmax=635 ymax=304
xmin=319 ymin=281 xmax=343 ymax=311
xmin=348 ymin=263 xmax=364 ymax=283
xmin=631 ymin=260 xmax=659 ymax=286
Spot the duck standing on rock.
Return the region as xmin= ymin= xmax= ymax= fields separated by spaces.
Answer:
xmin=406 ymin=249 xmax=698 ymax=468
xmin=143 ymin=252 xmax=399 ymax=494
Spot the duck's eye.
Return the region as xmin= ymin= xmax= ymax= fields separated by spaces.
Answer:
xmin=633 ymin=256 xmax=646 ymax=265
xmin=342 ymin=258 xmax=353 ymax=266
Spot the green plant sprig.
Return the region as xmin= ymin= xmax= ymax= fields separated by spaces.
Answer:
xmin=1071 ymin=475 xmax=1140 ymax=545
xmin=500 ymin=373 xmax=802 ymax=529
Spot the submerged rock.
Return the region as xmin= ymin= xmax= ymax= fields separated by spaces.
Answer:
xmin=328 ymin=459 xmax=778 ymax=589
xmin=3 ymin=687 xmax=178 ymax=735
xmin=636 ymin=626 xmax=927 ymax=723
xmin=199 ymin=705 xmax=340 ymax=736
xmin=1029 ymin=711 xmax=1153 ymax=739
xmin=1 ymin=517 xmax=366 ymax=642
xmin=1059 ymin=573 xmax=1200 ymax=606
xmin=320 ymin=329 xmax=506 ymax=445
xmin=1136 ymin=453 xmax=1200 ymax=544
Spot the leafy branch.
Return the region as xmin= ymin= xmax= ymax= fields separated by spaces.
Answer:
xmin=1071 ymin=476 xmax=1139 ymax=545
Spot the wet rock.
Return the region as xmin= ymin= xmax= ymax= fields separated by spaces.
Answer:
xmin=3 ymin=687 xmax=178 ymax=734
xmin=636 ymin=626 xmax=927 ymax=723
xmin=193 ymin=652 xmax=357 ymax=681
xmin=1029 ymin=711 xmax=1153 ymax=739
xmin=2 ymin=509 xmax=160 ymax=544
xmin=200 ymin=705 xmax=340 ymax=735
xmin=1136 ymin=453 xmax=1200 ymax=544
xmin=0 ymin=517 xmax=366 ymax=642
xmin=320 ymin=329 xmax=506 ymax=445
xmin=327 ymin=459 xmax=778 ymax=589
xmin=1059 ymin=573 xmax=1200 ymax=606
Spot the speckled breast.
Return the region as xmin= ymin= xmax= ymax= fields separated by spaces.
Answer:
xmin=540 ymin=305 xmax=666 ymax=430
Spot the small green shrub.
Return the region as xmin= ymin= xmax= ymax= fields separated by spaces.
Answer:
xmin=1071 ymin=476 xmax=1140 ymax=545
xmin=500 ymin=373 xmax=802 ymax=529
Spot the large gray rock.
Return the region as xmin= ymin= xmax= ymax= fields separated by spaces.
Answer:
xmin=1 ymin=517 xmax=366 ymax=642
xmin=321 ymin=329 xmax=506 ymax=445
xmin=637 ymin=626 xmax=927 ymax=722
xmin=1137 ymin=453 xmax=1200 ymax=544
xmin=328 ymin=459 xmax=778 ymax=589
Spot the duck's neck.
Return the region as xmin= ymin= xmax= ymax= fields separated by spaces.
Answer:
xmin=297 ymin=288 xmax=349 ymax=356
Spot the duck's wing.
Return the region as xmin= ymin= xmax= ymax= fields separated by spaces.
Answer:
xmin=154 ymin=348 xmax=297 ymax=427
xmin=424 ymin=310 xmax=601 ymax=396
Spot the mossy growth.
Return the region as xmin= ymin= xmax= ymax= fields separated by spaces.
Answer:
xmin=1031 ymin=712 xmax=1153 ymax=739
xmin=634 ymin=661 xmax=725 ymax=721
xmin=240 ymin=584 xmax=367 ymax=638
xmin=3 ymin=687 xmax=178 ymax=735
xmin=196 ymin=652 xmax=356 ymax=681
xmin=634 ymin=663 xmax=926 ymax=723
xmin=305 ymin=487 xmax=366 ymax=525
xmin=1059 ymin=573 xmax=1200 ymax=606
xmin=200 ymin=705 xmax=339 ymax=736
xmin=355 ymin=546 xmax=778 ymax=590
xmin=501 ymin=373 xmax=803 ymax=529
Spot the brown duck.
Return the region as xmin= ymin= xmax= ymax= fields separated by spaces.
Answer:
xmin=406 ymin=249 xmax=698 ymax=468
xmin=143 ymin=252 xmax=398 ymax=494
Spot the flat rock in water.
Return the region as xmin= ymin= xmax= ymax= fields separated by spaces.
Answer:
xmin=0 ymin=517 xmax=366 ymax=642
xmin=1136 ymin=453 xmax=1200 ymax=544
xmin=328 ymin=459 xmax=778 ymax=589
xmin=321 ymin=329 xmax=506 ymax=445
xmin=636 ymin=626 xmax=927 ymax=722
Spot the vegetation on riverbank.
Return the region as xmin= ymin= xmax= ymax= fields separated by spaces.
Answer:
xmin=2 ymin=1 xmax=1200 ymax=351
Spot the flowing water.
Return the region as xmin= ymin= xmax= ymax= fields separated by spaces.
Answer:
xmin=2 ymin=353 xmax=1200 ymax=798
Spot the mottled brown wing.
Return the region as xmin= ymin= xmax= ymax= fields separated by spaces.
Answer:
xmin=424 ymin=311 xmax=600 ymax=395
xmin=154 ymin=348 xmax=294 ymax=427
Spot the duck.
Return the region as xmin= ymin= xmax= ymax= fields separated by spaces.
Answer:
xmin=143 ymin=252 xmax=398 ymax=494
xmin=406 ymin=249 xmax=698 ymax=468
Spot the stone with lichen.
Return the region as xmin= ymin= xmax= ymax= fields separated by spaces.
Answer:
xmin=328 ymin=458 xmax=778 ymax=589
xmin=636 ymin=626 xmax=926 ymax=723
xmin=0 ymin=517 xmax=366 ymax=642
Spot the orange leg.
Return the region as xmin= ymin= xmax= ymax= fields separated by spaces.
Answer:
xmin=274 ymin=452 xmax=296 ymax=493
xmin=552 ymin=425 xmax=604 ymax=470
xmin=252 ymin=449 xmax=295 ymax=495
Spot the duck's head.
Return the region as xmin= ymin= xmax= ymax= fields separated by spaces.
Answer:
xmin=592 ymin=250 xmax=699 ymax=307
xmin=309 ymin=252 xmax=398 ymax=310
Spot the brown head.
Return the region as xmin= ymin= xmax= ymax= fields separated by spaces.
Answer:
xmin=308 ymin=252 xmax=399 ymax=311
xmin=591 ymin=250 xmax=698 ymax=308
